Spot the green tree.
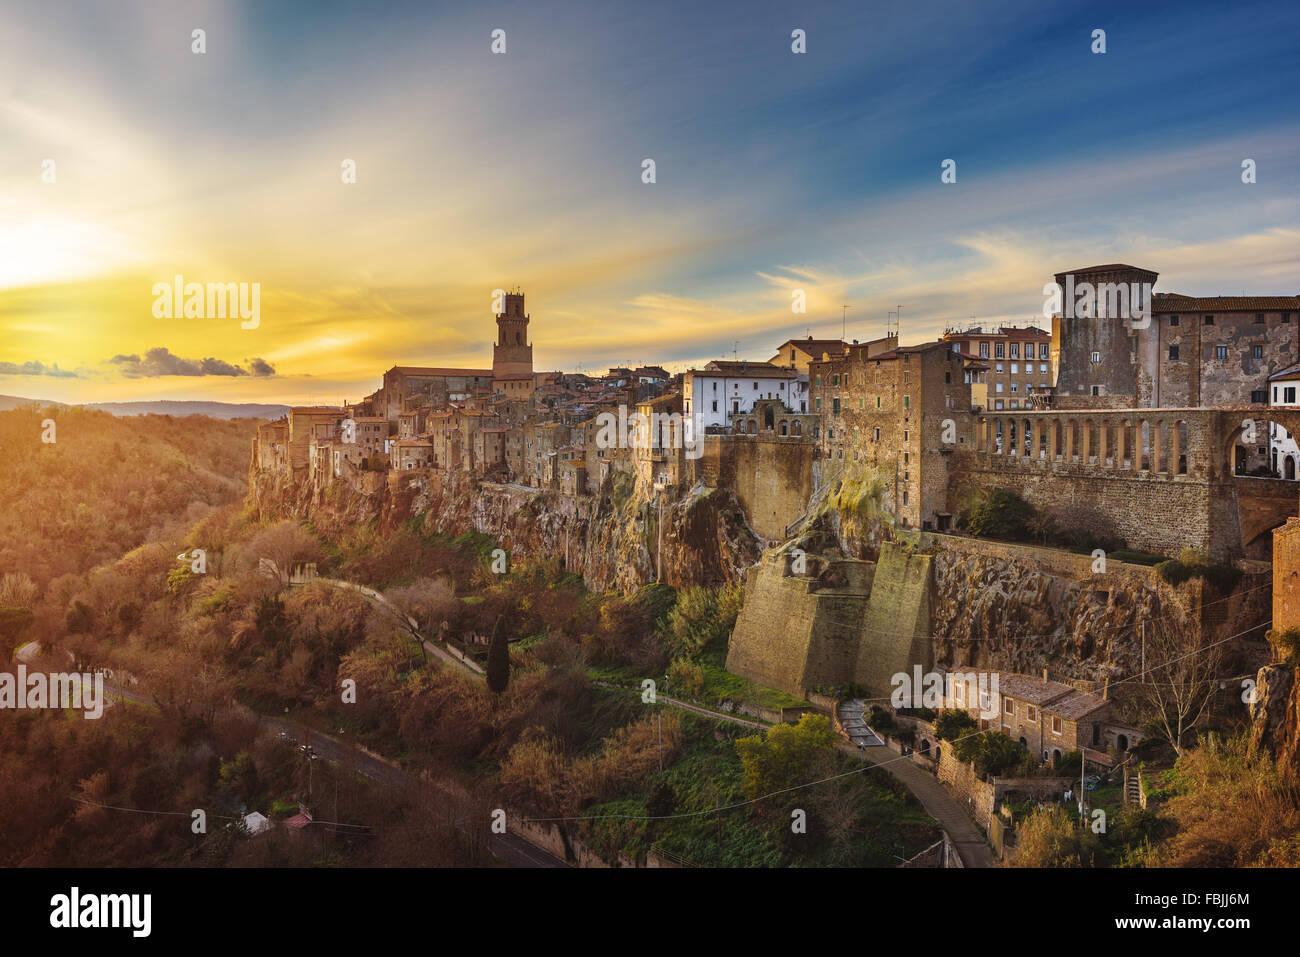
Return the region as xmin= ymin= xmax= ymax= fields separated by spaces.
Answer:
xmin=486 ymin=614 xmax=510 ymax=695
xmin=734 ymin=713 xmax=837 ymax=800
xmin=933 ymin=709 xmax=978 ymax=743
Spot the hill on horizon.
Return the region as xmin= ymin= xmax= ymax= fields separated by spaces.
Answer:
xmin=0 ymin=395 xmax=290 ymax=419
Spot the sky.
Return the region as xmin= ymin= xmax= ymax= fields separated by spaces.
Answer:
xmin=2 ymin=0 xmax=1298 ymax=405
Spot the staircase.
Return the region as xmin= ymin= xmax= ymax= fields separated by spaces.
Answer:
xmin=837 ymin=699 xmax=883 ymax=748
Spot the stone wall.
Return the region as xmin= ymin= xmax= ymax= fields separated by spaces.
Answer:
xmin=699 ymin=433 xmax=817 ymax=539
xmin=726 ymin=541 xmax=932 ymax=698
xmin=1276 ymin=517 xmax=1300 ymax=635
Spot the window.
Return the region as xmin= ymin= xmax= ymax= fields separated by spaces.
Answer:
xmin=1011 ymin=363 xmax=1019 ymax=374
xmin=832 ymin=375 xmax=839 ymax=386
xmin=1004 ymin=698 xmax=1014 ymax=715
xmin=1286 ymin=387 xmax=1297 ymax=404
xmin=873 ymin=427 xmax=880 ymax=441
xmin=1216 ymin=346 xmax=1228 ymax=361
xmin=945 ymin=371 xmax=951 ymax=383
xmin=979 ymin=342 xmax=989 ymax=358
xmin=1051 ymin=716 xmax=1063 ymax=735
xmin=995 ymin=400 xmax=1004 ymax=410
xmin=1169 ymin=344 xmax=1180 ymax=361
xmin=903 ymin=395 xmax=910 ymax=409
xmin=902 ymin=490 xmax=908 ymax=505
xmin=1204 ymin=315 xmax=1214 ymax=325
xmin=954 ymin=680 xmax=964 ymax=704
xmin=815 ymin=398 xmax=820 ymax=411
xmin=1010 ymin=343 xmax=1020 ymax=359
xmin=1091 ymin=385 xmax=1101 ymax=396
xmin=876 ymin=396 xmax=881 ymax=409
xmin=1091 ymin=351 xmax=1101 ymax=363
xmin=1253 ymin=345 xmax=1264 ymax=359
xmin=1285 ymin=314 xmax=1292 ymax=324
xmin=995 ymin=343 xmax=1005 ymax=358
xmin=1251 ymin=390 xmax=1266 ymax=404
xmin=832 ymin=398 xmax=840 ymax=414
xmin=1169 ymin=314 xmax=1180 ymax=326
xmin=1039 ymin=362 xmax=1048 ymax=374
xmin=1027 ymin=705 xmax=1038 ymax=722
xmin=995 ymin=382 xmax=1004 ymax=393
xmin=1010 ymin=382 xmax=1018 ymax=393
xmin=1010 ymin=399 xmax=1019 ymax=408
xmin=711 ymin=400 xmax=717 ymax=412
xmin=1255 ymin=313 xmax=1266 ymax=324
xmin=903 ymin=430 xmax=910 ymax=442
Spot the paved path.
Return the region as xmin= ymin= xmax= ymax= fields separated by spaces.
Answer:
xmin=837 ymin=699 xmax=884 ymax=748
xmin=839 ymin=742 xmax=996 ymax=868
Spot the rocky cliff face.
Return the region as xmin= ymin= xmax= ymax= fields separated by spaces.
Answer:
xmin=250 ymin=468 xmax=763 ymax=594
xmin=1251 ymin=663 xmax=1299 ymax=772
xmin=928 ymin=548 xmax=1182 ymax=683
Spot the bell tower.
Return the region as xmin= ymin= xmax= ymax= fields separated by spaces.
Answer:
xmin=493 ymin=290 xmax=533 ymax=379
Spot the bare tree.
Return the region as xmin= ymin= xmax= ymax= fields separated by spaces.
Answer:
xmin=1139 ymin=616 xmax=1226 ymax=756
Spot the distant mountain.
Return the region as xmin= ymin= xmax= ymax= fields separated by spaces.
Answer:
xmin=0 ymin=395 xmax=289 ymax=419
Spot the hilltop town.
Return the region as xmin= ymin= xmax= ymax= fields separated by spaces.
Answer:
xmin=247 ymin=267 xmax=1300 ymax=861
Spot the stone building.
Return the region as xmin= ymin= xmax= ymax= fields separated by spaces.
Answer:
xmin=769 ymin=335 xmax=853 ymax=372
xmin=940 ymin=325 xmax=1051 ymax=411
xmin=1049 ymin=263 xmax=1300 ymax=410
xmin=1275 ymin=517 xmax=1300 ymax=636
xmin=809 ymin=340 xmax=978 ymax=530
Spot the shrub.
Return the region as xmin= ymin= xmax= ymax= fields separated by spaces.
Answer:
xmin=933 ymin=709 xmax=978 ymax=743
xmin=967 ymin=490 xmax=1034 ymax=540
xmin=667 ymin=658 xmax=705 ymax=697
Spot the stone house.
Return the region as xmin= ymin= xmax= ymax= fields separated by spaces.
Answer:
xmin=394 ymin=438 xmax=434 ymax=470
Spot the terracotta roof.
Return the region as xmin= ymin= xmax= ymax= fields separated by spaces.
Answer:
xmin=996 ymin=673 xmax=1075 ymax=705
xmin=1056 ymin=263 xmax=1158 ymax=276
xmin=1268 ymin=363 xmax=1300 ymax=382
xmin=693 ymin=363 xmax=796 ymax=378
xmin=389 ymin=366 xmax=493 ymax=377
xmin=1050 ymin=689 xmax=1110 ymax=720
xmin=1152 ymin=295 xmax=1300 ymax=313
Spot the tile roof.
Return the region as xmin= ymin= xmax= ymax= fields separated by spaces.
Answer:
xmin=1152 ymin=295 xmax=1300 ymax=313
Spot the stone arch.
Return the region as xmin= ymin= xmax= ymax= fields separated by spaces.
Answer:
xmin=746 ymin=419 xmax=757 ymax=435
xmin=779 ymin=419 xmax=789 ymax=436
xmin=764 ymin=405 xmax=775 ymax=430
xmin=1288 ymin=455 xmax=1297 ymax=480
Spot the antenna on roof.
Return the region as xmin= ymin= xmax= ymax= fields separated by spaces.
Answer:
xmin=841 ymin=304 xmax=849 ymax=341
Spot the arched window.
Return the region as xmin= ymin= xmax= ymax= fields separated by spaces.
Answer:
xmin=793 ymin=420 xmax=802 ymax=436
xmin=780 ymin=421 xmax=788 ymax=436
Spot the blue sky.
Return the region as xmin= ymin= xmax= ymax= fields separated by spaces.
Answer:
xmin=2 ymin=0 xmax=1297 ymax=401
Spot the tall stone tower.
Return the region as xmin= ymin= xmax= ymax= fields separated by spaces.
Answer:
xmin=492 ymin=291 xmax=533 ymax=379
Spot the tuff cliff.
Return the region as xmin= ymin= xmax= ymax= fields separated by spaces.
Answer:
xmin=249 ymin=467 xmax=762 ymax=594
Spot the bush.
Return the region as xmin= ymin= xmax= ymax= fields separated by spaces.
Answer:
xmin=967 ymin=490 xmax=1034 ymax=540
xmin=667 ymin=658 xmax=705 ymax=697
xmin=1156 ymin=553 xmax=1242 ymax=593
xmin=933 ymin=709 xmax=978 ymax=743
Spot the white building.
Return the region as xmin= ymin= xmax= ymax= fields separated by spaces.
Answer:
xmin=682 ymin=360 xmax=806 ymax=432
xmin=1269 ymin=364 xmax=1300 ymax=479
